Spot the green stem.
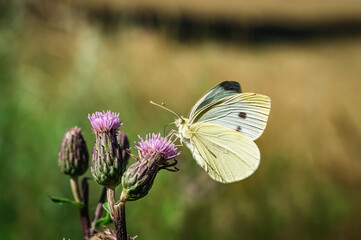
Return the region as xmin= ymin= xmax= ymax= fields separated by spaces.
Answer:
xmin=107 ymin=188 xmax=127 ymax=240
xmin=116 ymin=195 xmax=127 ymax=240
xmin=70 ymin=176 xmax=90 ymax=240
xmin=70 ymin=176 xmax=82 ymax=202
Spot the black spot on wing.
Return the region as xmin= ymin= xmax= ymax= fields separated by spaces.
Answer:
xmin=238 ymin=112 xmax=247 ymax=119
xmin=236 ymin=126 xmax=242 ymax=132
xmin=219 ymin=81 xmax=242 ymax=93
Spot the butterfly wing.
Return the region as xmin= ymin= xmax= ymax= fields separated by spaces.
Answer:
xmin=190 ymin=93 xmax=270 ymax=141
xmin=186 ymin=122 xmax=260 ymax=183
xmin=188 ymin=81 xmax=242 ymax=119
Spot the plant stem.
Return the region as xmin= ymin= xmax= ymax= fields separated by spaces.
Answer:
xmin=107 ymin=188 xmax=127 ymax=240
xmin=80 ymin=178 xmax=91 ymax=240
xmin=70 ymin=176 xmax=90 ymax=240
xmin=115 ymin=197 xmax=127 ymax=240
xmin=106 ymin=187 xmax=116 ymax=220
xmin=70 ymin=176 xmax=82 ymax=202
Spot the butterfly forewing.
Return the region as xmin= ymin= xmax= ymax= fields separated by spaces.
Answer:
xmin=190 ymin=93 xmax=270 ymax=141
xmin=188 ymin=81 xmax=242 ymax=119
xmin=188 ymin=122 xmax=260 ymax=183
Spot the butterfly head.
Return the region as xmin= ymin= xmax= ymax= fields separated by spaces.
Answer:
xmin=175 ymin=116 xmax=190 ymax=127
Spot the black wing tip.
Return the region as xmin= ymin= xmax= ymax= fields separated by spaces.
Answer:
xmin=219 ymin=81 xmax=242 ymax=93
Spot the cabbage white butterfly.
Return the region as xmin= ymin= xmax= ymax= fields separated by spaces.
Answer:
xmin=151 ymin=81 xmax=271 ymax=183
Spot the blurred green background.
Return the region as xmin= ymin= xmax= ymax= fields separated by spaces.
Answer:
xmin=1 ymin=0 xmax=361 ymax=239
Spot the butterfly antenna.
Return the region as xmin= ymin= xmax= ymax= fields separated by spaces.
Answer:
xmin=150 ymin=101 xmax=181 ymax=119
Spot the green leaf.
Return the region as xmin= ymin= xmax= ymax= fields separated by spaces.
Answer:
xmin=102 ymin=202 xmax=110 ymax=214
xmin=49 ymin=195 xmax=83 ymax=208
xmin=94 ymin=212 xmax=112 ymax=228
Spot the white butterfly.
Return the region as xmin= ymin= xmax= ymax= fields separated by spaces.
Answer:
xmin=152 ymin=81 xmax=271 ymax=183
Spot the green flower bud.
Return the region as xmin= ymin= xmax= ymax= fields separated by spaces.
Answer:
xmin=57 ymin=127 xmax=89 ymax=176
xmin=91 ymin=130 xmax=124 ymax=188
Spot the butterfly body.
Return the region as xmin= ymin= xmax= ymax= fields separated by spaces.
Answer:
xmin=170 ymin=81 xmax=270 ymax=183
xmin=175 ymin=117 xmax=191 ymax=141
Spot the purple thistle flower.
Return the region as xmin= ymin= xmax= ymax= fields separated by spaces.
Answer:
xmin=135 ymin=133 xmax=180 ymax=160
xmin=122 ymin=133 xmax=180 ymax=201
xmin=88 ymin=111 xmax=122 ymax=132
xmin=88 ymin=110 xmax=125 ymax=188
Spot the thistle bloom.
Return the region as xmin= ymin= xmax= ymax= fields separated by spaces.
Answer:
xmin=88 ymin=111 xmax=122 ymax=132
xmin=122 ymin=133 xmax=180 ymax=201
xmin=58 ymin=127 xmax=89 ymax=176
xmin=135 ymin=133 xmax=180 ymax=160
xmin=88 ymin=111 xmax=126 ymax=189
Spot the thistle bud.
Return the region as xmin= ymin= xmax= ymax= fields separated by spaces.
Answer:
xmin=57 ymin=127 xmax=89 ymax=176
xmin=121 ymin=153 xmax=160 ymax=201
xmin=121 ymin=133 xmax=179 ymax=201
xmin=88 ymin=111 xmax=125 ymax=188
xmin=117 ymin=131 xmax=130 ymax=165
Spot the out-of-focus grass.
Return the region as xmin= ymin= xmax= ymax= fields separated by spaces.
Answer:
xmin=1 ymin=4 xmax=361 ymax=240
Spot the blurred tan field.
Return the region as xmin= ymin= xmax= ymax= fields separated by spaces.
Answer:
xmin=1 ymin=1 xmax=361 ymax=239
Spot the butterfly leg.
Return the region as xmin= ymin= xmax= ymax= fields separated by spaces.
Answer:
xmin=165 ymin=129 xmax=184 ymax=147
xmin=173 ymin=140 xmax=183 ymax=147
xmin=166 ymin=129 xmax=178 ymax=141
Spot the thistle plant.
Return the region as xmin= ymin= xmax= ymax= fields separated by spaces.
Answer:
xmin=56 ymin=127 xmax=91 ymax=239
xmin=51 ymin=109 xmax=180 ymax=240
xmin=88 ymin=111 xmax=127 ymax=239
xmin=51 ymin=107 xmax=259 ymax=239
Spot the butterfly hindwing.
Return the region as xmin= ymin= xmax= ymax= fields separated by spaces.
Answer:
xmin=190 ymin=93 xmax=271 ymax=141
xmin=188 ymin=122 xmax=260 ymax=183
xmin=188 ymin=81 xmax=242 ymax=119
